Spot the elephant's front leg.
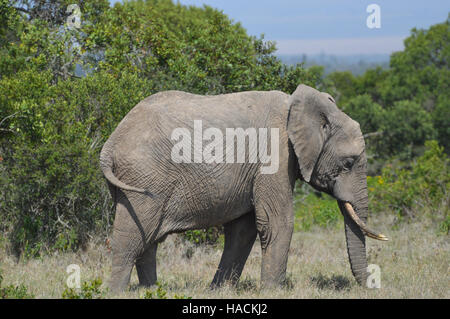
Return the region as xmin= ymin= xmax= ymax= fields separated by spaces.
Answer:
xmin=210 ymin=211 xmax=257 ymax=288
xmin=253 ymin=178 xmax=294 ymax=288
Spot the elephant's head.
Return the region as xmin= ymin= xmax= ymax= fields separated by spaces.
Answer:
xmin=287 ymin=84 xmax=388 ymax=285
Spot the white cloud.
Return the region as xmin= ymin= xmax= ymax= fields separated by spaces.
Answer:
xmin=274 ymin=36 xmax=405 ymax=55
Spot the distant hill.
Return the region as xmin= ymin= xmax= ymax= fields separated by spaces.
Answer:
xmin=278 ymin=53 xmax=390 ymax=75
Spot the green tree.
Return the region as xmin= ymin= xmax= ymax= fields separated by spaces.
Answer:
xmin=378 ymin=17 xmax=449 ymax=152
xmin=380 ymin=100 xmax=436 ymax=158
xmin=326 ymin=16 xmax=449 ymax=157
xmin=0 ymin=0 xmax=317 ymax=256
xmin=326 ymin=71 xmax=357 ymax=104
xmin=343 ymin=94 xmax=384 ymax=134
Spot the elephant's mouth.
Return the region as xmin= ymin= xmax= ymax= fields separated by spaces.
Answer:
xmin=343 ymin=202 xmax=388 ymax=241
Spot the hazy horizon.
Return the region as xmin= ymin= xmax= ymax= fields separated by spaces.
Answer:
xmin=175 ymin=0 xmax=448 ymax=56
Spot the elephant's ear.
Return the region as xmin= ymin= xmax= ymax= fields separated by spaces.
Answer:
xmin=287 ymin=84 xmax=335 ymax=182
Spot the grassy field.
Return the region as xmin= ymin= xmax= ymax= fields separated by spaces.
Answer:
xmin=0 ymin=214 xmax=448 ymax=299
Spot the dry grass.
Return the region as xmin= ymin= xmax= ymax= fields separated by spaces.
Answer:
xmin=0 ymin=214 xmax=448 ymax=299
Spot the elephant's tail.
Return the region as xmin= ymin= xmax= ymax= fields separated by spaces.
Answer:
xmin=100 ymin=138 xmax=155 ymax=197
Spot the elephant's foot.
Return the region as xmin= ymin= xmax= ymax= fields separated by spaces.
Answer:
xmin=109 ymin=263 xmax=134 ymax=293
xmin=259 ymin=234 xmax=293 ymax=289
xmin=136 ymin=243 xmax=158 ymax=287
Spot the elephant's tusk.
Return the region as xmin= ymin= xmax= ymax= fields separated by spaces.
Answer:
xmin=344 ymin=202 xmax=389 ymax=241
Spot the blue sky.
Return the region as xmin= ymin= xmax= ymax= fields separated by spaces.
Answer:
xmin=112 ymin=0 xmax=449 ymax=55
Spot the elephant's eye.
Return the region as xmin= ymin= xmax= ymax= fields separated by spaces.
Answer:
xmin=342 ymin=157 xmax=355 ymax=171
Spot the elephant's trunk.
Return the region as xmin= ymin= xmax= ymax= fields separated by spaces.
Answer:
xmin=339 ymin=200 xmax=387 ymax=285
xmin=334 ymin=151 xmax=388 ymax=286
xmin=338 ymin=200 xmax=368 ymax=285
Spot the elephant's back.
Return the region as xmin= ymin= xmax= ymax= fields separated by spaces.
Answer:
xmin=146 ymin=89 xmax=289 ymax=129
xmin=108 ymin=88 xmax=289 ymax=151
xmin=110 ymin=89 xmax=289 ymax=141
xmin=108 ymin=89 xmax=290 ymax=174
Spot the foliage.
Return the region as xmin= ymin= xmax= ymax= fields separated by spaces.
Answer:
xmin=140 ymin=281 xmax=191 ymax=299
xmin=0 ymin=69 xmax=153 ymax=257
xmin=367 ymin=141 xmax=449 ymax=225
xmin=183 ymin=227 xmax=223 ymax=246
xmin=342 ymin=94 xmax=384 ymax=135
xmin=0 ymin=0 xmax=318 ymax=256
xmin=379 ymin=100 xmax=436 ymax=158
xmin=173 ymin=293 xmax=193 ymax=299
xmin=61 ymin=278 xmax=105 ymax=299
xmin=0 ymin=269 xmax=34 ymax=299
xmin=439 ymin=215 xmax=450 ymax=235
xmin=141 ymin=282 xmax=167 ymax=299
xmin=293 ymin=183 xmax=341 ymax=231
xmin=294 ymin=141 xmax=449 ymax=232
xmin=327 ymin=17 xmax=449 ymax=157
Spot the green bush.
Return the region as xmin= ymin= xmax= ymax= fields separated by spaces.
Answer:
xmin=439 ymin=215 xmax=450 ymax=235
xmin=294 ymin=184 xmax=341 ymax=231
xmin=342 ymin=95 xmax=437 ymax=160
xmin=0 ymin=269 xmax=34 ymax=299
xmin=368 ymin=141 xmax=449 ymax=225
xmin=61 ymin=278 xmax=105 ymax=299
xmin=380 ymin=100 xmax=436 ymax=159
xmin=183 ymin=227 xmax=223 ymax=246
xmin=141 ymin=282 xmax=167 ymax=299
xmin=0 ymin=0 xmax=316 ymax=258
xmin=343 ymin=94 xmax=384 ymax=135
xmin=327 ymin=18 xmax=449 ymax=156
xmin=141 ymin=281 xmax=191 ymax=299
xmin=293 ymin=141 xmax=448 ymax=231
xmin=0 ymin=70 xmax=152 ymax=257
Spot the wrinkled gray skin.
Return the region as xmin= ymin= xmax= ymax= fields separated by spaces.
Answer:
xmin=100 ymin=84 xmax=371 ymax=292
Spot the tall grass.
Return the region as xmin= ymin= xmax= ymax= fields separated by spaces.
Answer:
xmin=0 ymin=213 xmax=448 ymax=299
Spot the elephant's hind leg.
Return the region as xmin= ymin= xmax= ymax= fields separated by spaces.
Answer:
xmin=136 ymin=243 xmax=158 ymax=287
xmin=109 ymin=193 xmax=148 ymax=293
xmin=210 ymin=211 xmax=257 ymax=288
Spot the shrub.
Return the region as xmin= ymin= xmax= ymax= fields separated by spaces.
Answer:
xmin=0 ymin=0 xmax=314 ymax=258
xmin=294 ymin=141 xmax=449 ymax=231
xmin=368 ymin=141 xmax=449 ymax=225
xmin=141 ymin=282 xmax=168 ymax=299
xmin=380 ymin=100 xmax=436 ymax=159
xmin=61 ymin=278 xmax=105 ymax=299
xmin=141 ymin=282 xmax=191 ymax=299
xmin=183 ymin=227 xmax=223 ymax=246
xmin=0 ymin=269 xmax=34 ymax=299
xmin=294 ymin=183 xmax=341 ymax=231
xmin=0 ymin=68 xmax=157 ymax=258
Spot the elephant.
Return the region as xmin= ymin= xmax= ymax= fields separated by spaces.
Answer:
xmin=100 ymin=84 xmax=388 ymax=292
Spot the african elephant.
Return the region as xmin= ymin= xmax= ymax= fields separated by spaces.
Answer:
xmin=100 ymin=84 xmax=387 ymax=292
